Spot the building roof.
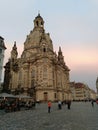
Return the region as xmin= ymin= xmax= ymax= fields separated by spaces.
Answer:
xmin=35 ymin=13 xmax=44 ymax=20
xmin=75 ymin=82 xmax=84 ymax=88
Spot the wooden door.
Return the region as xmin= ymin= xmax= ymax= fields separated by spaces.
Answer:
xmin=44 ymin=92 xmax=48 ymax=101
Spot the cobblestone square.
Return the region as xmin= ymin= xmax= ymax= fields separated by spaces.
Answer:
xmin=0 ymin=102 xmax=98 ymax=130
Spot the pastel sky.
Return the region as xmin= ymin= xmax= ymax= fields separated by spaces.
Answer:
xmin=0 ymin=0 xmax=98 ymax=91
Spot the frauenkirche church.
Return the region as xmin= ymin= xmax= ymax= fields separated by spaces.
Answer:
xmin=3 ymin=14 xmax=71 ymax=102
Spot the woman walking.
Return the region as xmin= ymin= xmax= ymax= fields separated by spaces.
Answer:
xmin=48 ymin=101 xmax=52 ymax=113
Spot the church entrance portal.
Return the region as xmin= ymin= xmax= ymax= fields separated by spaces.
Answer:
xmin=44 ymin=92 xmax=48 ymax=101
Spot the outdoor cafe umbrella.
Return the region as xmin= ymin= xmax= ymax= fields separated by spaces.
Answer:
xmin=0 ymin=93 xmax=15 ymax=98
xmin=15 ymin=94 xmax=32 ymax=99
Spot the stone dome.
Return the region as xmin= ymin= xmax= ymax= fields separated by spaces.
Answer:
xmin=24 ymin=14 xmax=53 ymax=51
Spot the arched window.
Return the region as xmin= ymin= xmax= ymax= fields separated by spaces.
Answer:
xmin=43 ymin=66 xmax=47 ymax=79
xmin=32 ymin=69 xmax=35 ymax=78
xmin=41 ymin=22 xmax=43 ymax=25
xmin=36 ymin=21 xmax=39 ymax=26
xmin=43 ymin=47 xmax=46 ymax=52
xmin=18 ymin=71 xmax=22 ymax=80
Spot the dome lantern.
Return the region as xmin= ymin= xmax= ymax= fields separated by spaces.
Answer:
xmin=34 ymin=13 xmax=44 ymax=28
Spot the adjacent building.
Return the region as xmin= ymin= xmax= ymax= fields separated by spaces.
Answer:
xmin=89 ymin=89 xmax=97 ymax=100
xmin=96 ymin=77 xmax=98 ymax=99
xmin=96 ymin=77 xmax=98 ymax=94
xmin=3 ymin=14 xmax=71 ymax=101
xmin=70 ymin=82 xmax=96 ymax=101
xmin=0 ymin=36 xmax=6 ymax=89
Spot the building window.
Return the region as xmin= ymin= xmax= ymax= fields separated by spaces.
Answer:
xmin=0 ymin=49 xmax=2 ymax=54
xmin=43 ymin=47 xmax=46 ymax=52
xmin=43 ymin=67 xmax=47 ymax=79
xmin=54 ymin=93 xmax=57 ymax=99
xmin=32 ymin=69 xmax=35 ymax=78
xmin=41 ymin=22 xmax=43 ymax=25
xmin=18 ymin=71 xmax=22 ymax=80
xmin=36 ymin=21 xmax=39 ymax=26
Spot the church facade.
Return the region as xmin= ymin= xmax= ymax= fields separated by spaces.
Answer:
xmin=4 ymin=14 xmax=71 ymax=102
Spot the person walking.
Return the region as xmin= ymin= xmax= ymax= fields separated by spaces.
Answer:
xmin=67 ymin=100 xmax=71 ymax=110
xmin=91 ymin=100 xmax=94 ymax=107
xmin=48 ymin=101 xmax=52 ymax=113
xmin=58 ymin=100 xmax=62 ymax=110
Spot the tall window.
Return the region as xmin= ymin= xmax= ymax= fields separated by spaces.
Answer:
xmin=36 ymin=21 xmax=39 ymax=26
xmin=18 ymin=71 xmax=22 ymax=80
xmin=32 ymin=69 xmax=35 ymax=78
xmin=41 ymin=22 xmax=43 ymax=25
xmin=43 ymin=47 xmax=46 ymax=52
xmin=54 ymin=93 xmax=57 ymax=99
xmin=0 ymin=49 xmax=2 ymax=54
xmin=43 ymin=67 xmax=47 ymax=79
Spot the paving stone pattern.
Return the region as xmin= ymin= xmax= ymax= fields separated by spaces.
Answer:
xmin=0 ymin=102 xmax=98 ymax=130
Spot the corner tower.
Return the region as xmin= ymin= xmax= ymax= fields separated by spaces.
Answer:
xmin=11 ymin=41 xmax=18 ymax=61
xmin=0 ymin=36 xmax=6 ymax=89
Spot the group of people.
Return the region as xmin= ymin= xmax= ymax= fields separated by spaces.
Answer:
xmin=0 ymin=98 xmax=21 ymax=112
xmin=25 ymin=100 xmax=36 ymax=109
xmin=47 ymin=100 xmax=71 ymax=113
xmin=0 ymin=98 xmax=36 ymax=112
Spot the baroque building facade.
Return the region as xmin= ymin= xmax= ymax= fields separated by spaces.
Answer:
xmin=70 ymin=82 xmax=97 ymax=101
xmin=0 ymin=36 xmax=6 ymax=89
xmin=4 ymin=14 xmax=71 ymax=101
